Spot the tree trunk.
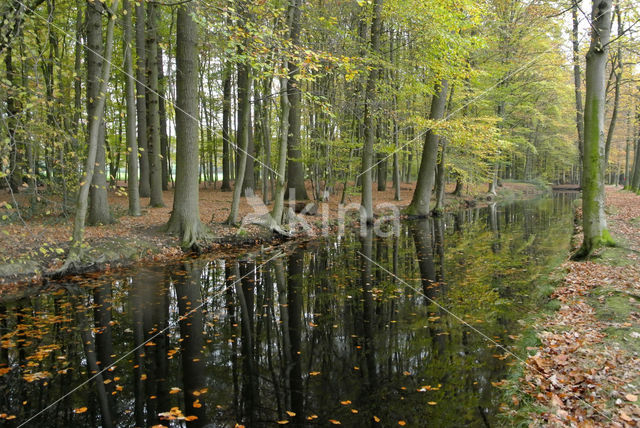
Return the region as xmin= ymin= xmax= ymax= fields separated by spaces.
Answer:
xmin=572 ymin=3 xmax=585 ymax=184
xmin=405 ymin=80 xmax=449 ymax=217
xmin=574 ymin=0 xmax=614 ymax=259
xmin=66 ymin=0 xmax=118 ymax=264
xmin=166 ymin=2 xmax=206 ymax=249
xmin=226 ymin=45 xmax=251 ymax=225
xmin=285 ymin=0 xmax=308 ymax=201
xmin=221 ymin=61 xmax=232 ymax=191
xmin=604 ymin=4 xmax=622 ymax=167
xmin=158 ymin=46 xmax=170 ymax=191
xmin=5 ymin=44 xmax=22 ymax=193
xmin=86 ymin=0 xmax=112 ymax=225
xmin=145 ymin=1 xmax=164 ymax=207
xmin=631 ymin=105 xmax=640 ymax=191
xmin=135 ymin=1 xmax=150 ymax=198
xmin=123 ymin=0 xmax=140 ymax=216
xmin=271 ymin=77 xmax=290 ymax=227
xmin=360 ymin=0 xmax=383 ymax=224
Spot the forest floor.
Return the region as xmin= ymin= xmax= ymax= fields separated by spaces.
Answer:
xmin=0 ymin=179 xmax=544 ymax=294
xmin=506 ymin=187 xmax=640 ymax=427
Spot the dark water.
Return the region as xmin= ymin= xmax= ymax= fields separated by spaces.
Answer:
xmin=0 ymin=194 xmax=576 ymax=427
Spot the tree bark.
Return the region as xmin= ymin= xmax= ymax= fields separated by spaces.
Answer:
xmin=123 ymin=0 xmax=140 ymax=216
xmin=285 ymin=0 xmax=308 ymax=201
xmin=166 ymin=2 xmax=206 ymax=249
xmin=574 ymin=0 xmax=614 ymax=259
xmin=572 ymin=2 xmax=585 ymax=183
xmin=66 ymin=0 xmax=118 ymax=264
xmin=604 ymin=4 xmax=622 ymax=167
xmin=145 ymin=1 xmax=164 ymax=207
xmin=135 ymin=1 xmax=150 ymax=197
xmin=158 ymin=46 xmax=170 ymax=191
xmin=220 ymin=61 xmax=232 ymax=191
xmin=360 ymin=0 xmax=383 ymax=224
xmin=226 ymin=58 xmax=251 ymax=225
xmin=86 ymin=0 xmax=112 ymax=225
xmin=5 ymin=44 xmax=22 ymax=193
xmin=405 ymin=80 xmax=449 ymax=217
xmin=271 ymin=77 xmax=290 ymax=227
xmin=631 ymin=104 xmax=640 ymax=191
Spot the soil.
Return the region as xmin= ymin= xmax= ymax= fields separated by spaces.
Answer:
xmin=0 ymin=179 xmax=546 ymax=294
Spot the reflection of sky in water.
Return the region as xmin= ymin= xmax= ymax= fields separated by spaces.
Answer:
xmin=0 ymin=195 xmax=577 ymax=427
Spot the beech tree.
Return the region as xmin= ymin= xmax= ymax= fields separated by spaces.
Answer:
xmin=574 ymin=0 xmax=614 ymax=258
xmin=166 ymin=1 xmax=205 ymax=248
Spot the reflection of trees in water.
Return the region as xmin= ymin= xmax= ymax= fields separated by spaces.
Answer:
xmin=175 ymin=261 xmax=209 ymax=426
xmin=0 ymin=196 xmax=579 ymax=426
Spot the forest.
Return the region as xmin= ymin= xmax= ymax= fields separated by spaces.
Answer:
xmin=1 ymin=0 xmax=640 ymax=426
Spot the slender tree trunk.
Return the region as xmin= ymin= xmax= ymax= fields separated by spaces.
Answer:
xmin=261 ymin=79 xmax=272 ymax=205
xmin=405 ymin=80 xmax=449 ymax=217
xmin=145 ymin=2 xmax=164 ymax=207
xmin=285 ymin=0 xmax=308 ymax=201
xmin=390 ymin=29 xmax=400 ymax=201
xmin=166 ymin=2 xmax=206 ymax=248
xmin=625 ymin=112 xmax=631 ymax=188
xmin=575 ymin=0 xmax=613 ymax=259
xmin=86 ymin=0 xmax=112 ymax=225
xmin=604 ymin=4 xmax=622 ymax=167
xmin=226 ymin=14 xmax=251 ymax=226
xmin=135 ymin=1 xmax=150 ymax=197
xmin=631 ymin=105 xmax=640 ymax=191
xmin=5 ymin=44 xmax=22 ymax=193
xmin=221 ymin=61 xmax=232 ymax=191
xmin=572 ymin=3 xmax=585 ymax=184
xmin=271 ymin=77 xmax=290 ymax=227
xmin=360 ymin=0 xmax=383 ymax=224
xmin=123 ymin=0 xmax=140 ymax=216
xmin=158 ymin=46 xmax=170 ymax=191
xmin=434 ymin=86 xmax=455 ymax=213
xmin=66 ymin=0 xmax=118 ymax=264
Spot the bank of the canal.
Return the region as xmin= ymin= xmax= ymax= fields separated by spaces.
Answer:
xmin=503 ymin=187 xmax=640 ymax=427
xmin=0 ymin=180 xmax=548 ymax=294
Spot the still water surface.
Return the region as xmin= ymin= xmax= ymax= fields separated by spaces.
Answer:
xmin=0 ymin=195 xmax=576 ymax=427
